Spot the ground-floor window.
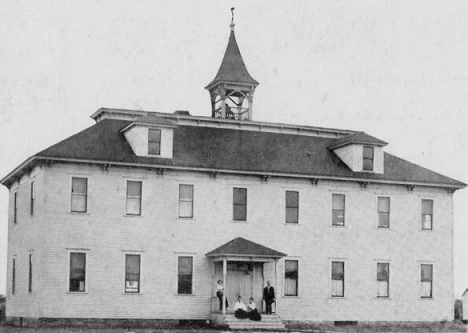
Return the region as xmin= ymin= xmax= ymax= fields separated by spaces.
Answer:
xmin=12 ymin=258 xmax=16 ymax=294
xmin=377 ymin=263 xmax=389 ymax=297
xmin=177 ymin=256 xmax=193 ymax=294
xmin=284 ymin=259 xmax=298 ymax=296
xmin=69 ymin=252 xmax=86 ymax=292
xmin=28 ymin=253 xmax=33 ymax=293
xmin=420 ymin=264 xmax=433 ymax=298
xmin=125 ymin=254 xmax=141 ymax=293
xmin=331 ymin=261 xmax=344 ymax=297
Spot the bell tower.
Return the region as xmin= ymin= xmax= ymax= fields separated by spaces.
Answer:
xmin=205 ymin=8 xmax=259 ymax=120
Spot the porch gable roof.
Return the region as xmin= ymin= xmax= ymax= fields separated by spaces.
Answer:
xmin=206 ymin=237 xmax=287 ymax=258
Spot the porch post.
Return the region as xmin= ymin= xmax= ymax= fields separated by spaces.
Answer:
xmin=222 ymin=258 xmax=227 ymax=315
xmin=275 ymin=258 xmax=278 ymax=313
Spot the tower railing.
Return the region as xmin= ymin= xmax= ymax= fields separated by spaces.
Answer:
xmin=213 ymin=106 xmax=250 ymax=120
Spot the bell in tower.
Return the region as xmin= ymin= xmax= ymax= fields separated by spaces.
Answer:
xmin=205 ymin=8 xmax=259 ymax=121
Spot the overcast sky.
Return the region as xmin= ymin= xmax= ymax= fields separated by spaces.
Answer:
xmin=0 ymin=0 xmax=467 ymax=297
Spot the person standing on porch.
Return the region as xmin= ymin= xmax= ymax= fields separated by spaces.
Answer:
xmin=263 ymin=281 xmax=275 ymax=314
xmin=216 ymin=279 xmax=228 ymax=311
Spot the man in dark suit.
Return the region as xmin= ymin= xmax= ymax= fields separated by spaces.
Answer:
xmin=263 ymin=281 xmax=275 ymax=314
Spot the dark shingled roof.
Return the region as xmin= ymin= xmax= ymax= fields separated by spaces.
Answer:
xmin=328 ymin=131 xmax=388 ymax=149
xmin=206 ymin=237 xmax=286 ymax=257
xmin=33 ymin=119 xmax=465 ymax=187
xmin=205 ymin=30 xmax=259 ymax=89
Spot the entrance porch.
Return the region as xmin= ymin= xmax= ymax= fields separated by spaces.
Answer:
xmin=205 ymin=237 xmax=286 ymax=328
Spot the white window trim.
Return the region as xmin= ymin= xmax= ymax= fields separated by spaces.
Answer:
xmin=329 ymin=258 xmax=347 ymax=298
xmin=175 ymin=253 xmax=196 ymax=296
xmin=30 ymin=179 xmax=35 ymax=217
xmin=177 ymin=183 xmax=195 ymax=219
xmin=283 ymin=188 xmax=300 ymax=225
xmin=376 ymin=196 xmax=391 ymax=229
xmin=124 ymin=179 xmax=143 ymax=217
xmin=418 ymin=261 xmax=435 ymax=300
xmin=11 ymin=254 xmax=17 ymax=295
xmin=283 ymin=257 xmax=301 ymax=297
xmin=66 ymin=249 xmax=89 ymax=294
xmin=375 ymin=260 xmax=391 ymax=299
xmin=122 ymin=251 xmax=144 ymax=294
xmin=28 ymin=250 xmax=34 ymax=294
xmin=419 ymin=197 xmax=434 ymax=231
xmin=69 ymin=176 xmax=89 ymax=214
xmin=330 ymin=192 xmax=347 ymax=227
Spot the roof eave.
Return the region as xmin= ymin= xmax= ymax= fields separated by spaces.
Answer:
xmin=206 ymin=253 xmax=286 ymax=258
xmin=205 ymin=79 xmax=259 ymax=91
xmin=0 ymin=156 xmax=38 ymax=188
xmin=328 ymin=141 xmax=388 ymax=150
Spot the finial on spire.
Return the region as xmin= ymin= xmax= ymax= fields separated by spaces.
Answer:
xmin=230 ymin=7 xmax=235 ymax=31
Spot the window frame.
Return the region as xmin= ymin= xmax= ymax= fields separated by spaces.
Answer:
xmin=28 ymin=253 xmax=33 ymax=293
xmin=71 ymin=177 xmax=88 ymax=213
xmin=363 ymin=146 xmax=374 ymax=171
xmin=68 ymin=251 xmax=87 ymax=293
xmin=285 ymin=190 xmax=299 ymax=224
xmin=126 ymin=180 xmax=142 ymax=216
xmin=12 ymin=257 xmax=16 ymax=294
xmin=420 ymin=263 xmax=433 ymax=299
xmin=283 ymin=259 xmax=299 ymax=297
xmin=233 ymin=187 xmax=247 ymax=221
xmin=178 ymin=184 xmax=194 ymax=219
xmin=13 ymin=191 xmax=18 ymax=224
xmin=30 ymin=181 xmax=35 ymax=216
xmin=124 ymin=253 xmax=141 ymax=294
xmin=176 ymin=255 xmax=194 ymax=295
xmin=331 ymin=261 xmax=345 ymax=297
xmin=377 ymin=196 xmax=390 ymax=229
xmin=421 ymin=199 xmax=433 ymax=230
xmin=332 ymin=193 xmax=346 ymax=226
xmin=148 ymin=128 xmax=162 ymax=156
xmin=376 ymin=262 xmax=390 ymax=298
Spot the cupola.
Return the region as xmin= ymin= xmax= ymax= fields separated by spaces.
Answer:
xmin=205 ymin=8 xmax=259 ymax=120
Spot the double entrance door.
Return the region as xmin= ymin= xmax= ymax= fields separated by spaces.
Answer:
xmin=215 ymin=261 xmax=264 ymax=313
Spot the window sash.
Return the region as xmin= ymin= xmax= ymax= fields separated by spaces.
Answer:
xmin=331 ymin=261 xmax=344 ymax=297
xmin=363 ymin=147 xmax=374 ymax=171
xmin=420 ymin=264 xmax=433 ymax=298
xmin=126 ymin=181 xmax=142 ymax=215
xmin=125 ymin=254 xmax=140 ymax=293
xmin=285 ymin=191 xmax=299 ymax=223
xmin=378 ymin=197 xmax=390 ymax=228
xmin=12 ymin=258 xmax=16 ymax=294
xmin=179 ymin=185 xmax=193 ymax=218
xmin=233 ymin=188 xmax=247 ymax=221
xmin=284 ymin=260 xmax=298 ymax=296
xmin=30 ymin=182 xmax=34 ymax=216
xmin=421 ymin=200 xmax=433 ymax=230
xmin=28 ymin=254 xmax=32 ymax=293
xmin=377 ymin=263 xmax=389 ymax=297
xmin=69 ymin=253 xmax=86 ymax=292
xmin=178 ymin=256 xmax=193 ymax=294
xmin=148 ymin=129 xmax=161 ymax=155
xmin=71 ymin=178 xmax=88 ymax=213
xmin=13 ymin=192 xmax=18 ymax=224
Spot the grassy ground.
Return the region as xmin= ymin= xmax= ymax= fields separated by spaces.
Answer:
xmin=0 ymin=321 xmax=466 ymax=333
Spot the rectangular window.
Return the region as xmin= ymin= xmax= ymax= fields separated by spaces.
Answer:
xmin=28 ymin=254 xmax=32 ymax=293
xmin=125 ymin=254 xmax=140 ymax=293
xmin=363 ymin=146 xmax=374 ymax=171
xmin=332 ymin=194 xmax=345 ymax=226
xmin=179 ymin=184 xmax=194 ymax=218
xmin=421 ymin=199 xmax=433 ymax=230
xmin=377 ymin=263 xmax=389 ymax=298
xmin=177 ymin=256 xmax=193 ymax=294
xmin=13 ymin=191 xmax=18 ymax=224
xmin=12 ymin=258 xmax=16 ymax=294
xmin=148 ymin=128 xmax=161 ymax=155
xmin=331 ymin=261 xmax=344 ymax=297
xmin=30 ymin=182 xmax=35 ymax=216
xmin=378 ymin=197 xmax=390 ymax=228
xmin=420 ymin=264 xmax=433 ymax=298
xmin=71 ymin=177 xmax=88 ymax=213
xmin=285 ymin=191 xmax=299 ymax=223
xmin=69 ymin=252 xmax=86 ymax=292
xmin=126 ymin=181 xmax=142 ymax=215
xmin=284 ymin=259 xmax=298 ymax=296
xmin=233 ymin=188 xmax=247 ymax=221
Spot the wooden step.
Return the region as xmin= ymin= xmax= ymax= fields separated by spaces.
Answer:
xmin=224 ymin=313 xmax=285 ymax=330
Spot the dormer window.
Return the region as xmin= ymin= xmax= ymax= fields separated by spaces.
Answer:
xmin=148 ymin=129 xmax=161 ymax=155
xmin=363 ymin=146 xmax=374 ymax=171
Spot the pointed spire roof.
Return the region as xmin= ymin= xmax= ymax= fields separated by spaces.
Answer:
xmin=205 ymin=27 xmax=259 ymax=89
